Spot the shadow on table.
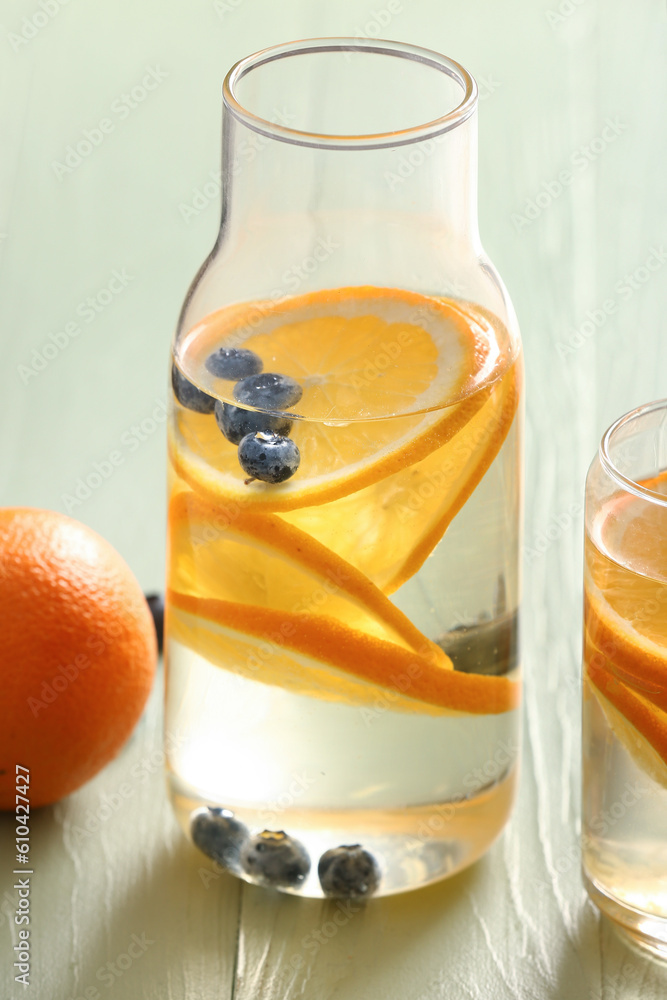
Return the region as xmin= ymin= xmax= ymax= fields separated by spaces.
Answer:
xmin=551 ymin=907 xmax=667 ymax=1000
xmin=228 ymin=859 xmax=487 ymax=1000
xmin=49 ymin=828 xmax=243 ymax=999
xmin=37 ymin=818 xmax=485 ymax=1000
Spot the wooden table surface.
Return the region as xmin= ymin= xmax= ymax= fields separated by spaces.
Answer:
xmin=2 ymin=1 xmax=667 ymax=997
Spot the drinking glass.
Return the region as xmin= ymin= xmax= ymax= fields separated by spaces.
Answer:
xmin=165 ymin=38 xmax=523 ymax=898
xmin=582 ymin=399 xmax=667 ymax=955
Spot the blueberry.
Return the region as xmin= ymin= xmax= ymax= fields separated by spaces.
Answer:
xmin=318 ymin=845 xmax=381 ymax=899
xmin=240 ymin=830 xmax=310 ymax=887
xmin=234 ymin=372 xmax=303 ymax=411
xmin=238 ymin=432 xmax=300 ymax=484
xmin=205 ymin=347 xmax=263 ymax=380
xmin=190 ymin=807 xmax=247 ymax=869
xmin=172 ymin=364 xmax=216 ymax=414
xmin=214 ymin=400 xmax=292 ymax=446
xmin=144 ymin=593 xmax=164 ymax=654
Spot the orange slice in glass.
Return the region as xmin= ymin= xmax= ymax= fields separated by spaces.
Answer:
xmin=168 ymin=589 xmax=521 ymax=716
xmin=585 ymin=587 xmax=667 ymax=710
xmin=282 ymin=353 xmax=520 ymax=592
xmin=586 ymin=654 xmax=667 ymax=788
xmin=584 ymin=474 xmax=667 ymax=779
xmin=168 ymin=489 xmax=449 ymax=665
xmin=170 ymin=287 xmax=512 ymax=513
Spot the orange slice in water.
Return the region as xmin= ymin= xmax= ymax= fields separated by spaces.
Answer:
xmin=170 ymin=287 xmax=511 ymax=513
xmin=168 ymin=590 xmax=521 ymax=716
xmin=586 ymin=655 xmax=667 ymax=788
xmin=282 ymin=352 xmax=520 ymax=593
xmin=584 ymin=472 xmax=667 ymax=779
xmin=168 ymin=489 xmax=449 ymax=666
xmin=585 ymin=588 xmax=667 ymax=710
xmin=585 ymin=475 xmax=667 ymax=695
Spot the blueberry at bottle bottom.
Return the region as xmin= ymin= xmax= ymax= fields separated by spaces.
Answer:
xmin=171 ymin=773 xmax=517 ymax=898
xmin=166 ymin=619 xmax=520 ymax=899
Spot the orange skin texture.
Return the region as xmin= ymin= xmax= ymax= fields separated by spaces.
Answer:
xmin=0 ymin=508 xmax=157 ymax=809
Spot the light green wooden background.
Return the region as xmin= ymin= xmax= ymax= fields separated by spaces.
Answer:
xmin=1 ymin=1 xmax=667 ymax=997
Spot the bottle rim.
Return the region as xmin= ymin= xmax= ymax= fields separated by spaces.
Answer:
xmin=223 ymin=37 xmax=477 ymax=150
xmin=600 ymin=397 xmax=667 ymax=508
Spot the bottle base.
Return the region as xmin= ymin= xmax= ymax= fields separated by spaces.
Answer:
xmin=584 ymin=870 xmax=667 ymax=962
xmin=171 ymin=766 xmax=517 ymax=899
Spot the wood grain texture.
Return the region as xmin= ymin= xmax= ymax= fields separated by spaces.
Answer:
xmin=1 ymin=1 xmax=667 ymax=997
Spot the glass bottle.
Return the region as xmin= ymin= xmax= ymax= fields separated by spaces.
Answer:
xmin=166 ymin=38 xmax=523 ymax=898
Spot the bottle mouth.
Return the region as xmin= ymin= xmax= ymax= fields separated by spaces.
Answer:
xmin=223 ymin=37 xmax=477 ymax=150
xmin=600 ymin=397 xmax=667 ymax=508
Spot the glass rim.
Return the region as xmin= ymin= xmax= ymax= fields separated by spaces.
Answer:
xmin=222 ymin=37 xmax=477 ymax=150
xmin=600 ymin=397 xmax=667 ymax=508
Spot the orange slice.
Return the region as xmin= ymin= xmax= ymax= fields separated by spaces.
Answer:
xmin=168 ymin=590 xmax=521 ymax=716
xmin=176 ymin=287 xmax=503 ymax=420
xmin=586 ymin=479 xmax=667 ymax=638
xmin=282 ymin=352 xmax=520 ymax=593
xmin=170 ymin=287 xmax=513 ymax=513
xmin=583 ymin=475 xmax=667 ymax=780
xmin=586 ymin=655 xmax=667 ymax=788
xmin=584 ymin=588 xmax=667 ymax=709
xmin=584 ymin=478 xmax=667 ymax=696
xmin=168 ymin=489 xmax=449 ymax=665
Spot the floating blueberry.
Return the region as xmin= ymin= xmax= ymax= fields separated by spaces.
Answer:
xmin=318 ymin=845 xmax=381 ymax=899
xmin=240 ymin=830 xmax=310 ymax=887
xmin=234 ymin=372 xmax=303 ymax=411
xmin=171 ymin=364 xmax=216 ymax=414
xmin=205 ymin=347 xmax=263 ymax=380
xmin=238 ymin=432 xmax=300 ymax=484
xmin=190 ymin=807 xmax=248 ymax=869
xmin=145 ymin=593 xmax=164 ymax=655
xmin=214 ymin=401 xmax=292 ymax=446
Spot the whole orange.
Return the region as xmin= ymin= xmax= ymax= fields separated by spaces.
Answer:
xmin=0 ymin=508 xmax=157 ymax=808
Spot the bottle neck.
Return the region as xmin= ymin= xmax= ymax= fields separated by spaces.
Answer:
xmin=219 ymin=108 xmax=479 ymax=251
xmin=179 ymin=42 xmax=519 ymax=376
